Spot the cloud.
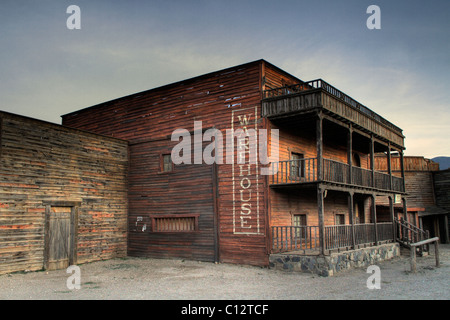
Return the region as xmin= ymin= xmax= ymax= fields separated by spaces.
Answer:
xmin=0 ymin=1 xmax=448 ymax=158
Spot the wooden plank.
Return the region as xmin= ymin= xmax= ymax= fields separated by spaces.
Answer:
xmin=410 ymin=237 xmax=439 ymax=247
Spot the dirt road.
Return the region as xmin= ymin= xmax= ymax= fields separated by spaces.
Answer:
xmin=1 ymin=245 xmax=449 ymax=300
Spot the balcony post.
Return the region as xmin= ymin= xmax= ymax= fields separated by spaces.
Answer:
xmin=347 ymin=125 xmax=353 ymax=185
xmin=348 ymin=192 xmax=356 ymax=249
xmin=389 ymin=196 xmax=397 ymax=241
xmin=371 ymin=194 xmax=378 ymax=246
xmin=316 ymin=113 xmax=323 ymax=181
xmin=402 ymin=197 xmax=409 ymax=222
xmin=370 ymin=135 xmax=375 ymax=188
xmin=400 ymin=150 xmax=406 ymax=193
xmin=317 ymin=185 xmax=326 ymax=255
xmin=387 ymin=142 xmax=393 ymax=191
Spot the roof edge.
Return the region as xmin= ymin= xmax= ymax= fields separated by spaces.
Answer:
xmin=61 ymin=59 xmax=281 ymax=118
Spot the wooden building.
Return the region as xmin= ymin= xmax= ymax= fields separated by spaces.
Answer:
xmin=62 ymin=59 xmax=410 ymax=269
xmin=375 ymin=156 xmax=449 ymax=243
xmin=0 ymin=111 xmax=128 ymax=274
xmin=433 ymin=169 xmax=450 ymax=241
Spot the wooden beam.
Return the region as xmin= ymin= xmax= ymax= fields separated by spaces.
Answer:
xmin=371 ymin=194 xmax=378 ymax=245
xmin=387 ymin=142 xmax=393 ymax=191
xmin=370 ymin=135 xmax=375 ymax=188
xmin=410 ymin=237 xmax=440 ymax=273
xmin=317 ymin=185 xmax=325 ymax=255
xmin=402 ymin=197 xmax=409 ymax=222
xmin=212 ymin=162 xmax=220 ymax=263
xmin=400 ymin=150 xmax=406 ymax=193
xmin=348 ymin=192 xmax=356 ymax=249
xmin=389 ymin=196 xmax=396 ymax=241
xmin=316 ymin=113 xmax=323 ymax=181
xmin=347 ymin=125 xmax=353 ymax=185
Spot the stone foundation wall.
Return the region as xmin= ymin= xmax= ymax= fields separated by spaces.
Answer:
xmin=269 ymin=243 xmax=400 ymax=277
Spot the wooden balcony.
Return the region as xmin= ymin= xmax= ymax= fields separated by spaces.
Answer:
xmin=268 ymin=158 xmax=405 ymax=193
xmin=262 ymin=79 xmax=404 ymax=148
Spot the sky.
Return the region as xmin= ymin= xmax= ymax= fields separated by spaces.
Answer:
xmin=1 ymin=0 xmax=449 ymax=158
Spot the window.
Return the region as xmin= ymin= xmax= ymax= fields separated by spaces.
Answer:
xmin=150 ymin=214 xmax=199 ymax=232
xmin=293 ymin=214 xmax=307 ymax=238
xmin=290 ymin=152 xmax=305 ymax=179
xmin=352 ymin=153 xmax=361 ymax=167
xmin=161 ymin=154 xmax=173 ymax=172
xmin=335 ymin=214 xmax=345 ymax=225
xmin=293 ymin=214 xmax=307 ymax=227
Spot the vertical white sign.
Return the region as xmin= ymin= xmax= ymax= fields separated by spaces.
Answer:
xmin=231 ymin=106 xmax=262 ymax=235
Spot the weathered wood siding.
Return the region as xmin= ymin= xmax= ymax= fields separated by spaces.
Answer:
xmin=263 ymin=63 xmax=302 ymax=90
xmin=433 ymin=170 xmax=450 ymax=235
xmin=62 ymin=60 xmax=271 ymax=266
xmin=128 ymin=138 xmax=216 ymax=262
xmin=403 ymin=171 xmax=436 ymax=208
xmin=0 ymin=112 xmax=128 ymax=274
xmin=375 ymin=155 xmax=440 ymax=172
xmin=434 ymin=169 xmax=450 ymax=211
xmin=375 ymin=156 xmax=439 ymax=208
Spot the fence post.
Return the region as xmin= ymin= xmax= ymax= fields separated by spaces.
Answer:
xmin=371 ymin=194 xmax=378 ymax=245
xmin=410 ymin=246 xmax=417 ymax=273
xmin=435 ymin=241 xmax=440 ymax=267
xmin=389 ymin=196 xmax=396 ymax=242
xmin=348 ymin=192 xmax=356 ymax=250
xmin=317 ymin=186 xmax=326 ymax=255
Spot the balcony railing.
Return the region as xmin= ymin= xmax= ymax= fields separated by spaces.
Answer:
xmin=269 ymin=158 xmax=405 ymax=193
xmin=263 ymin=79 xmax=403 ymax=134
xmin=325 ymin=222 xmax=394 ymax=251
xmin=272 ymin=222 xmax=394 ymax=254
xmin=271 ymin=226 xmax=320 ymax=254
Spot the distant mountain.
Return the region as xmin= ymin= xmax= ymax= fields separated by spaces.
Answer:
xmin=432 ymin=156 xmax=450 ymax=170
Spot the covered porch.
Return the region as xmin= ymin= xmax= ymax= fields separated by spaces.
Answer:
xmin=271 ymin=221 xmax=395 ymax=255
xmin=268 ymin=184 xmax=403 ymax=256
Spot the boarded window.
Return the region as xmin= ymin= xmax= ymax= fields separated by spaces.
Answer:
xmin=150 ymin=214 xmax=199 ymax=232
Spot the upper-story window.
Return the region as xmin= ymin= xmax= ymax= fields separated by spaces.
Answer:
xmin=290 ymin=152 xmax=305 ymax=179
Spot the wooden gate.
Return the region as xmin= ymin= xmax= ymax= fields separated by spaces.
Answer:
xmin=44 ymin=206 xmax=77 ymax=270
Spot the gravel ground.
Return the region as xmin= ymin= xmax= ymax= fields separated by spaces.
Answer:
xmin=0 ymin=244 xmax=449 ymax=300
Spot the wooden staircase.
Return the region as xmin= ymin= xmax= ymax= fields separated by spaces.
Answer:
xmin=395 ymin=218 xmax=430 ymax=256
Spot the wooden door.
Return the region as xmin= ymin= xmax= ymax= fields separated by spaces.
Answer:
xmin=44 ymin=207 xmax=73 ymax=270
